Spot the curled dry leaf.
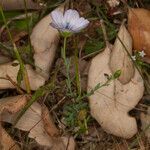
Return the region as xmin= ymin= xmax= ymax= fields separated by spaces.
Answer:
xmin=2 ymin=102 xmax=75 ymax=150
xmin=0 ymin=95 xmax=28 ymax=150
xmin=30 ymin=5 xmax=64 ymax=79
xmin=42 ymin=108 xmax=75 ymax=149
xmin=15 ymin=102 xmax=55 ymax=147
xmin=110 ymin=24 xmax=134 ymax=84
xmin=88 ymin=25 xmax=144 ymax=139
xmin=42 ymin=105 xmax=59 ymax=137
xmin=0 ymin=0 xmax=42 ymax=10
xmin=33 ymin=46 xmax=57 ymax=79
xmin=88 ymin=46 xmax=144 ymax=138
xmin=128 ymin=8 xmax=150 ymax=57
xmin=0 ymin=95 xmax=28 ymax=114
xmin=0 ymin=61 xmax=45 ymax=90
xmin=140 ymin=107 xmax=150 ymax=141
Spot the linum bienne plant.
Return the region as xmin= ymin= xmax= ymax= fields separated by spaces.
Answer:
xmin=50 ymin=9 xmax=90 ymax=135
xmin=50 ymin=9 xmax=89 ymax=96
xmin=50 ymin=9 xmax=121 ymax=135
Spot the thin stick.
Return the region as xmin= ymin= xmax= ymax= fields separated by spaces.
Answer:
xmin=6 ymin=75 xmax=24 ymax=94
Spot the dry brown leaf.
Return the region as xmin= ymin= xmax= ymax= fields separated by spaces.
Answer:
xmin=128 ymin=8 xmax=150 ymax=57
xmin=42 ymin=105 xmax=59 ymax=137
xmin=0 ymin=95 xmax=26 ymax=150
xmin=15 ymin=102 xmax=54 ymax=147
xmin=0 ymin=126 xmax=20 ymax=150
xmin=110 ymin=24 xmax=134 ymax=84
xmin=88 ymin=43 xmax=144 ymax=138
xmin=2 ymin=102 xmax=75 ymax=149
xmin=0 ymin=0 xmax=42 ymax=10
xmin=0 ymin=61 xmax=45 ymax=90
xmin=30 ymin=5 xmax=64 ymax=79
xmin=33 ymin=46 xmax=57 ymax=79
xmin=0 ymin=95 xmax=27 ymax=114
xmin=12 ymin=31 xmax=28 ymax=43
xmin=0 ymin=94 xmax=28 ymax=150
xmin=2 ymin=102 xmax=56 ymax=147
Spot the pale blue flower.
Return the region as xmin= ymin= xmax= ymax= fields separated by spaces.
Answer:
xmin=50 ymin=9 xmax=89 ymax=33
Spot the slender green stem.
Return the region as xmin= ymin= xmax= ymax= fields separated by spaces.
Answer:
xmin=0 ymin=6 xmax=13 ymax=42
xmin=63 ymin=36 xmax=67 ymax=60
xmin=0 ymin=6 xmax=31 ymax=93
xmin=62 ymin=36 xmax=73 ymax=96
xmin=74 ymin=39 xmax=81 ymax=96
xmin=77 ymin=78 xmax=111 ymax=101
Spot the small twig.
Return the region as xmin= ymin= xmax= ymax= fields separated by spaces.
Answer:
xmin=81 ymin=48 xmax=105 ymax=60
xmin=6 ymin=75 xmax=24 ymax=94
xmin=50 ymin=96 xmax=66 ymax=113
xmin=0 ymin=75 xmax=24 ymax=94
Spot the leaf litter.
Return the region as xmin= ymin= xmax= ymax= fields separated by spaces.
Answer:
xmin=0 ymin=0 xmax=150 ymax=149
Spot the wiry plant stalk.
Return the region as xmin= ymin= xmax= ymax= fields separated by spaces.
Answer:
xmin=0 ymin=5 xmax=31 ymax=93
xmin=61 ymin=36 xmax=73 ymax=96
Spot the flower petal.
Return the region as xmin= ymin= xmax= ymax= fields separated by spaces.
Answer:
xmin=71 ymin=18 xmax=89 ymax=32
xmin=50 ymin=9 xmax=89 ymax=33
xmin=64 ymin=9 xmax=80 ymax=24
xmin=51 ymin=10 xmax=65 ymax=29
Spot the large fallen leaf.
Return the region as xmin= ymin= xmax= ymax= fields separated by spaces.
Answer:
xmin=128 ymin=8 xmax=150 ymax=57
xmin=88 ymin=46 xmax=144 ymax=138
xmin=88 ymin=25 xmax=144 ymax=139
xmin=42 ymin=105 xmax=59 ymax=137
xmin=30 ymin=5 xmax=64 ymax=79
xmin=2 ymin=102 xmax=75 ymax=150
xmin=110 ymin=24 xmax=134 ymax=84
xmin=0 ymin=95 xmax=28 ymax=114
xmin=33 ymin=46 xmax=57 ymax=79
xmin=0 ymin=95 xmax=28 ymax=150
xmin=0 ymin=61 xmax=45 ymax=90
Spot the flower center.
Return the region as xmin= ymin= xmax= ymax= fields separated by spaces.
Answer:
xmin=65 ymin=22 xmax=70 ymax=29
